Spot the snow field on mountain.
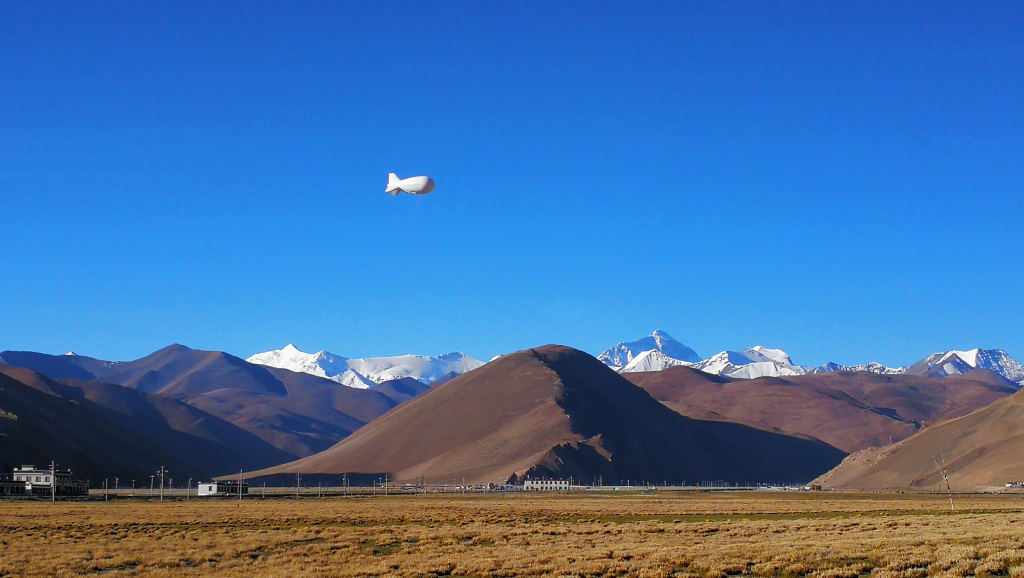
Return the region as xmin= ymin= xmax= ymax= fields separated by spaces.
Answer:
xmin=246 ymin=345 xmax=484 ymax=389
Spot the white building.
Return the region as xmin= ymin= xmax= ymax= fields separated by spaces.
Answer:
xmin=524 ymin=479 xmax=570 ymax=491
xmin=197 ymin=481 xmax=248 ymax=496
xmin=10 ymin=465 xmax=87 ymax=496
xmin=12 ymin=465 xmax=69 ymax=486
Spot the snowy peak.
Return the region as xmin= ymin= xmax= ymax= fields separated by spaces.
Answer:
xmin=598 ymin=330 xmax=700 ymax=370
xmin=600 ymin=329 xmax=1023 ymax=387
xmin=620 ymin=349 xmax=693 ymax=373
xmin=693 ymin=349 xmax=806 ymax=379
xmin=906 ymin=348 xmax=1024 ymax=385
xmin=810 ymin=361 xmax=906 ymax=375
xmin=743 ymin=346 xmax=793 ymax=366
xmin=337 ymin=369 xmax=376 ymax=389
xmin=246 ymin=344 xmax=351 ymax=383
xmin=246 ymin=345 xmax=485 ymax=389
xmin=941 ymin=348 xmax=980 ymax=367
xmin=344 ymin=352 xmax=485 ymax=385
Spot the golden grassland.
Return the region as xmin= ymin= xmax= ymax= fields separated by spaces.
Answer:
xmin=3 ymin=492 xmax=1024 ymax=577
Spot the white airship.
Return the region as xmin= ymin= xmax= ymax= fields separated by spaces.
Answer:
xmin=386 ymin=173 xmax=435 ymax=196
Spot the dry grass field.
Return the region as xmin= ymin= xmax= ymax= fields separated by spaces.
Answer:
xmin=3 ymin=492 xmax=1024 ymax=577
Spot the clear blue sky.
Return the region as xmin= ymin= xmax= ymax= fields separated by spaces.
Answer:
xmin=2 ymin=1 xmax=1022 ymax=367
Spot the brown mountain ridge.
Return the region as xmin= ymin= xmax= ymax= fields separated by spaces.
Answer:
xmin=624 ymin=366 xmax=1014 ymax=453
xmin=814 ymin=387 xmax=1024 ymax=491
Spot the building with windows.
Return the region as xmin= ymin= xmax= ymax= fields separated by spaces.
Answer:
xmin=12 ymin=465 xmax=67 ymax=486
xmin=9 ymin=465 xmax=88 ymax=496
xmin=197 ymin=480 xmax=248 ymax=496
xmin=523 ymin=479 xmax=570 ymax=491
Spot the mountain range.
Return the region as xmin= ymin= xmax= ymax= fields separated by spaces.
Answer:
xmin=242 ymin=346 xmax=846 ymax=485
xmin=5 ymin=334 xmax=1024 ymax=490
xmin=599 ymin=331 xmax=1024 ymax=386
xmin=245 ymin=344 xmax=484 ymax=388
xmin=0 ymin=346 xmax=418 ymax=460
xmin=0 ymin=364 xmax=293 ymax=481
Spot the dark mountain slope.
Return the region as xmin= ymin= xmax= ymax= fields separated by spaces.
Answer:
xmin=180 ymin=365 xmax=400 ymax=456
xmin=0 ymin=351 xmax=97 ymax=380
xmin=0 ymin=368 xmax=202 ymax=481
xmin=0 ymin=365 xmax=296 ymax=477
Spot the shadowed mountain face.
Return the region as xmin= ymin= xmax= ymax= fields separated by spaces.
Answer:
xmin=0 ymin=346 xmax=408 ymax=458
xmin=624 ymin=366 xmax=1015 ymax=453
xmin=815 ymin=388 xmax=1024 ymax=491
xmin=0 ymin=367 xmax=203 ymax=481
xmin=242 ymin=346 xmax=846 ymax=485
xmin=0 ymin=351 xmax=100 ymax=381
xmin=0 ymin=365 xmax=297 ymax=477
xmin=182 ymin=366 xmax=400 ymax=456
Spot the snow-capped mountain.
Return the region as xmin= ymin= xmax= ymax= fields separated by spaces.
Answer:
xmin=690 ymin=348 xmax=807 ymax=379
xmin=599 ymin=331 xmax=1023 ymax=387
xmin=810 ymin=361 xmax=905 ymax=375
xmin=620 ymin=349 xmax=692 ymax=373
xmin=744 ymin=346 xmax=794 ymax=366
xmin=344 ymin=352 xmax=485 ymax=385
xmin=598 ymin=330 xmax=700 ymax=370
xmin=905 ymin=349 xmax=1024 ymax=385
xmin=246 ymin=345 xmax=485 ymax=388
xmin=612 ymin=341 xmax=809 ymax=378
xmin=247 ymin=344 xmax=351 ymax=381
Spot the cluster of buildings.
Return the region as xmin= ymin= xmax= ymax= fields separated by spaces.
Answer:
xmin=0 ymin=468 xmax=658 ymax=498
xmin=0 ymin=464 xmax=256 ymax=499
xmin=0 ymin=465 xmax=89 ymax=497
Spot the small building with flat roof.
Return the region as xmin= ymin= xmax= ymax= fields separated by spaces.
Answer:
xmin=197 ymin=481 xmax=248 ymax=496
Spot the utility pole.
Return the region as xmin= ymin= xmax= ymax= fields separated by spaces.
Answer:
xmin=296 ymin=472 xmax=301 ymax=498
xmin=157 ymin=467 xmax=167 ymax=503
xmin=386 ymin=474 xmax=390 ymax=496
xmin=150 ymin=475 xmax=154 ymax=497
xmin=187 ymin=478 xmax=192 ymax=500
xmin=115 ymin=477 xmax=119 ymax=493
xmin=239 ymin=470 xmax=243 ymax=503
xmin=104 ymin=479 xmax=108 ymax=501
xmin=50 ymin=460 xmax=56 ymax=503
xmin=132 ymin=479 xmax=136 ymax=497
